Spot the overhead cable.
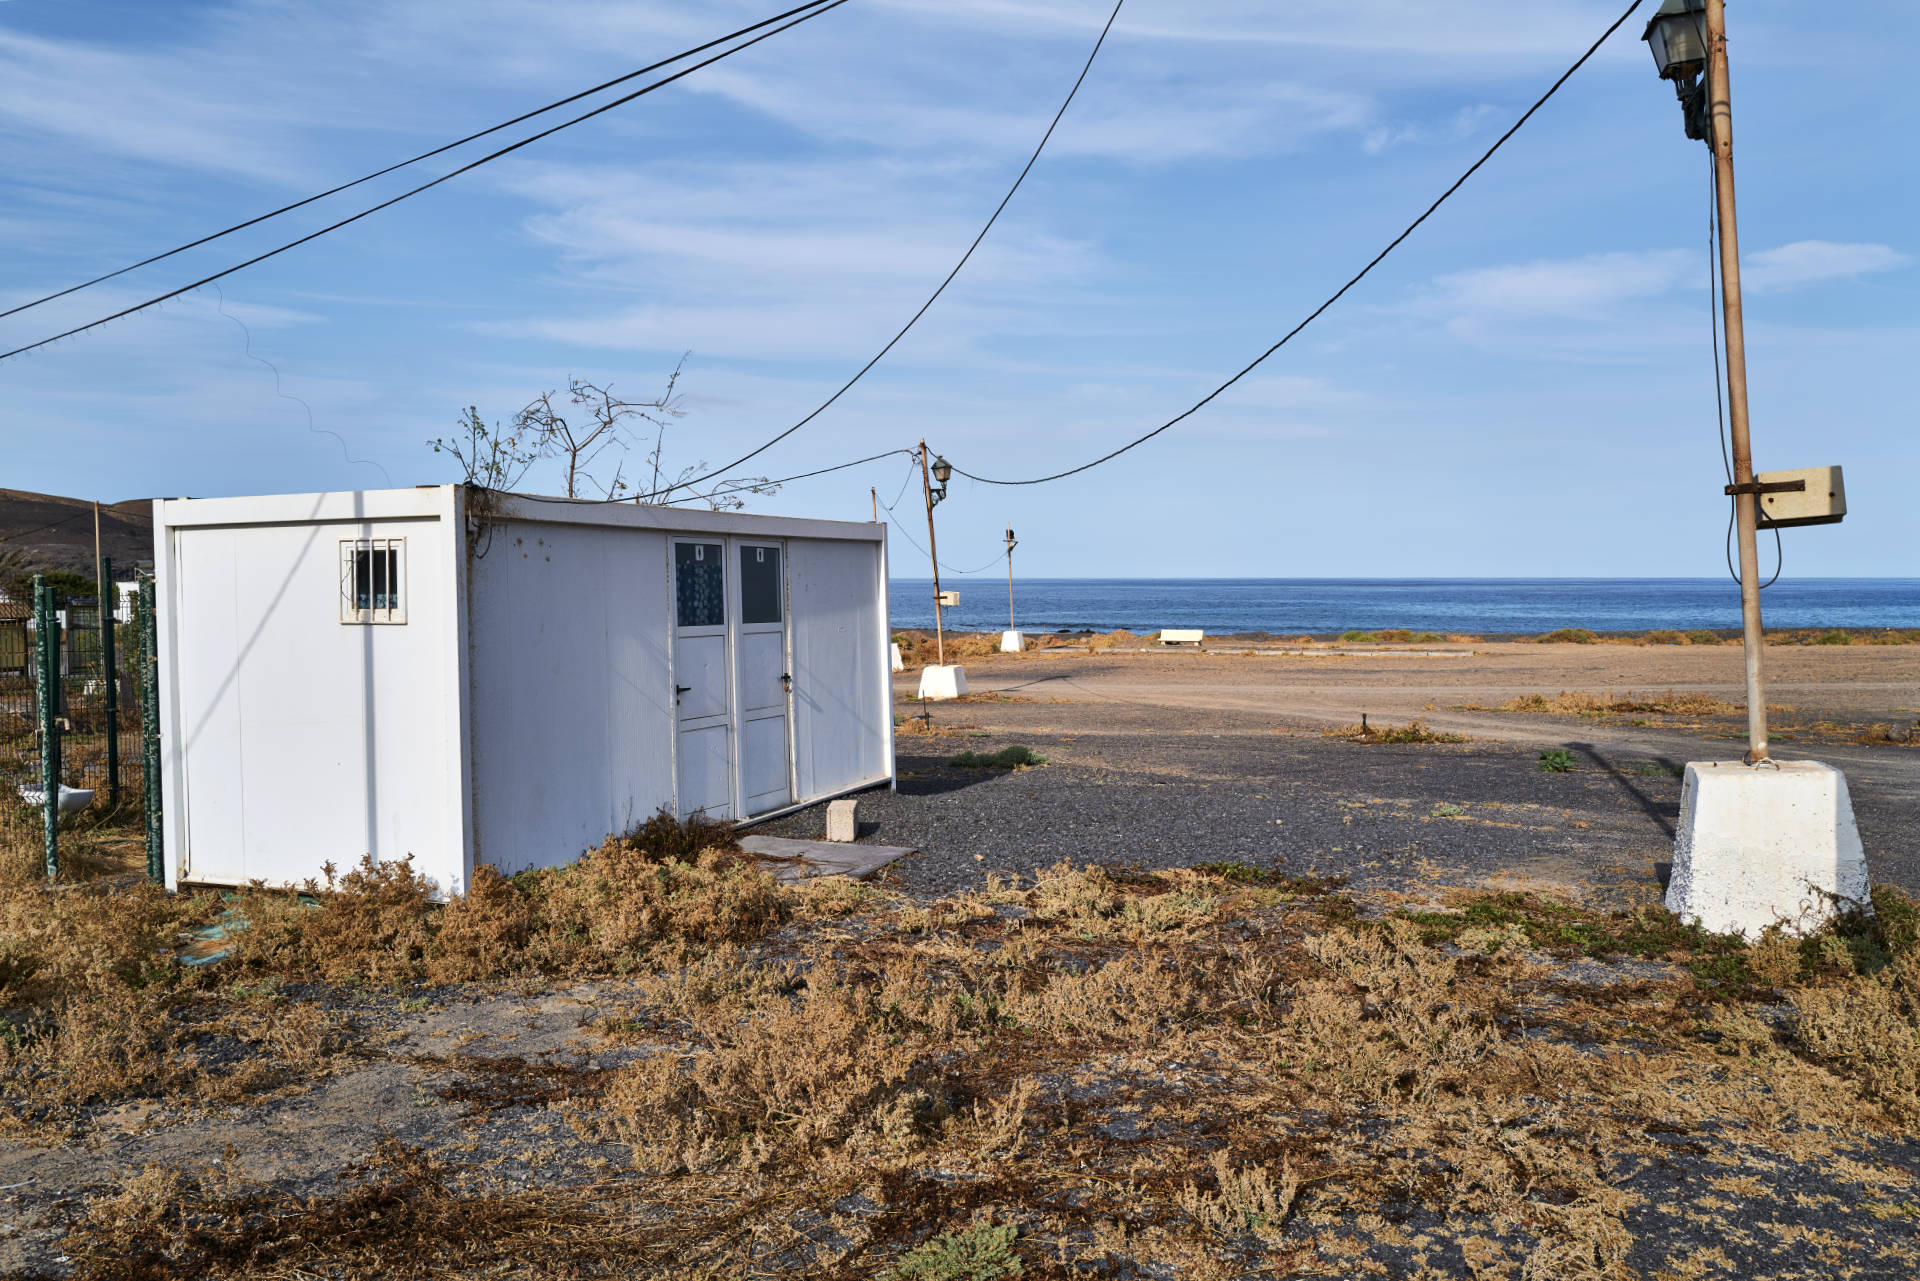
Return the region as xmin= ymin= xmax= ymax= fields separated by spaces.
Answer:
xmin=0 ymin=1 xmax=840 ymax=324
xmin=0 ymin=0 xmax=853 ymax=364
xmin=657 ymin=447 xmax=915 ymax=506
xmin=630 ymin=0 xmax=1130 ymax=502
xmin=953 ymin=0 xmax=1646 ymax=487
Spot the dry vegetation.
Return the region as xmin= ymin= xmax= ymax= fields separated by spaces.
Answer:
xmin=1488 ymin=691 xmax=1740 ymax=718
xmin=4 ymin=822 xmax=1919 ymax=1279
xmin=1322 ymin=719 xmax=1467 ymax=745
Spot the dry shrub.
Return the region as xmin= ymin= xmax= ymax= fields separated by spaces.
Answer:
xmin=0 ymin=878 xmax=210 ymax=1116
xmin=231 ymin=856 xmax=435 ymax=986
xmin=1791 ymin=950 xmax=1920 ymax=1125
xmin=892 ymin=630 xmax=1005 ymax=665
xmin=587 ymin=964 xmax=925 ymax=1172
xmin=1179 ymin=1151 xmax=1299 ymax=1244
xmin=223 ymin=815 xmax=787 ymax=986
xmin=67 ymin=1140 xmax=628 ymax=1281
xmin=529 ymin=844 xmax=788 ymax=973
xmin=1004 ymin=952 xmax=1197 ymax=1041
xmin=1500 ymin=690 xmax=1736 ymax=717
xmin=1020 ymin=863 xmax=1218 ymax=939
xmin=1323 ymin=719 xmax=1464 ymax=744
xmin=426 ymin=864 xmax=536 ymax=983
xmin=1285 ymin=920 xmax=1500 ymax=1103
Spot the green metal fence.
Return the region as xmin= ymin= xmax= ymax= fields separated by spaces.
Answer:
xmin=0 ymin=564 xmax=161 ymax=882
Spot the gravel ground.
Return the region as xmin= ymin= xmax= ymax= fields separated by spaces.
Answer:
xmin=760 ymin=646 xmax=1920 ymax=904
xmin=762 ymin=728 xmax=1683 ymax=903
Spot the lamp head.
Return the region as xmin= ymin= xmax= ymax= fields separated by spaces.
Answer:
xmin=1643 ymin=0 xmax=1709 ymax=82
xmin=931 ymin=455 xmax=953 ymax=486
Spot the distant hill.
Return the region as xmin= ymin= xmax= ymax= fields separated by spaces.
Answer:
xmin=0 ymin=488 xmax=155 ymax=584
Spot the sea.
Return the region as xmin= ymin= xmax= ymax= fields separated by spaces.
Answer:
xmin=886 ymin=578 xmax=1920 ymax=636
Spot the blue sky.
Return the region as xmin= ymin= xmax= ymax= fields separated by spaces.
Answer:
xmin=1 ymin=0 xmax=1913 ymax=578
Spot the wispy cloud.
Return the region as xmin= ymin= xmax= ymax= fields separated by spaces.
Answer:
xmin=1743 ymin=241 xmax=1911 ymax=293
xmin=1420 ymin=250 xmax=1694 ymax=321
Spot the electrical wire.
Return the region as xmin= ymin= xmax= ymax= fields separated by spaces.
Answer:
xmin=1707 ymin=153 xmax=1780 ymax=589
xmin=0 ymin=1 xmax=841 ymax=324
xmin=657 ymin=447 xmax=914 ymax=506
xmin=953 ymin=0 xmax=1646 ymax=487
xmin=0 ymin=0 xmax=853 ymax=364
xmin=627 ymin=0 xmax=1130 ymax=502
xmin=876 ymin=487 xmax=1005 ymax=576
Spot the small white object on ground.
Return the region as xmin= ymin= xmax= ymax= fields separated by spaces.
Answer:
xmin=917 ymin=664 xmax=968 ymax=701
xmin=890 ymin=642 xmax=905 ymax=673
xmin=1159 ymin=628 xmax=1204 ymax=646
xmin=1668 ymin=760 xmax=1870 ymax=941
xmin=738 ymin=835 xmax=913 ymax=882
xmin=826 ymin=798 xmax=857 ymax=843
xmin=1000 ymin=630 xmax=1024 ymax=652
xmin=16 ymin=784 xmax=95 ymax=813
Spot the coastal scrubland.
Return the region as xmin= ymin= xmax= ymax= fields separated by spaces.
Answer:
xmin=4 ymin=812 xmax=1919 ymax=1279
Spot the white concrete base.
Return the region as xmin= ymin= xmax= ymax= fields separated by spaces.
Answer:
xmin=1668 ymin=760 xmax=1870 ymax=940
xmin=917 ymin=664 xmax=969 ymax=701
xmin=890 ymin=642 xmax=905 ymax=673
xmin=1000 ymin=630 xmax=1025 ymax=653
xmin=825 ymin=798 xmax=857 ymax=843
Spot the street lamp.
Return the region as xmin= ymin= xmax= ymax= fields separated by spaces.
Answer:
xmin=1002 ymin=526 xmax=1021 ymax=652
xmin=1643 ymin=0 xmax=1711 ymax=140
xmin=919 ymin=443 xmax=952 ymax=666
xmin=1645 ymin=0 xmax=1870 ymax=944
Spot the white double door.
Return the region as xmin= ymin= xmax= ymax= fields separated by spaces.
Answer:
xmin=671 ymin=537 xmax=794 ymax=820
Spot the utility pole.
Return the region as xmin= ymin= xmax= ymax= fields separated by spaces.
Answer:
xmin=871 ymin=487 xmax=878 ymax=523
xmin=92 ymin=500 xmax=104 ymax=618
xmin=1005 ymin=526 xmax=1018 ymax=633
xmin=919 ymin=440 xmax=946 ymax=666
xmin=1705 ymin=0 xmax=1769 ymax=765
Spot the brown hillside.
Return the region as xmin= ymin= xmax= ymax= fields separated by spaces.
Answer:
xmin=0 ymin=488 xmax=155 ymax=582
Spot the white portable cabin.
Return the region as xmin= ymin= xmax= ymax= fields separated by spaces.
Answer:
xmin=153 ymin=486 xmax=894 ymax=894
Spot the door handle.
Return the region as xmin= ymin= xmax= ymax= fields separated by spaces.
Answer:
xmin=675 ymin=684 xmax=693 ymax=702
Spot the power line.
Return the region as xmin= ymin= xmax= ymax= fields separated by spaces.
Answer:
xmin=953 ymin=0 xmax=1646 ymax=488
xmin=657 ymin=447 xmax=914 ymax=506
xmin=877 ymin=487 xmax=1004 ymax=576
xmin=632 ymin=0 xmax=1129 ymax=502
xmin=0 ymin=1 xmax=840 ymax=324
xmin=0 ymin=0 xmax=853 ymax=364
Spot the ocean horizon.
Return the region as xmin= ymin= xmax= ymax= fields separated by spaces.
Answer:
xmin=886 ymin=577 xmax=1920 ymax=636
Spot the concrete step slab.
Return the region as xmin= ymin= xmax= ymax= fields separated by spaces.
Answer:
xmin=739 ymin=835 xmax=916 ymax=883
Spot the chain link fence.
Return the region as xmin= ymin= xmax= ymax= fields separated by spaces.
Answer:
xmin=1 ymin=564 xmax=159 ymax=881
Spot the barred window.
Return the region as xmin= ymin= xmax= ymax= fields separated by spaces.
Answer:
xmin=341 ymin=538 xmax=406 ymax=624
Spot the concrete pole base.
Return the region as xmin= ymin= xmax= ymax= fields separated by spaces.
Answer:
xmin=890 ymin=642 xmax=905 ymax=673
xmin=1667 ymin=760 xmax=1870 ymax=941
xmin=916 ymin=665 xmax=969 ymax=701
xmin=1000 ymin=630 xmax=1025 ymax=653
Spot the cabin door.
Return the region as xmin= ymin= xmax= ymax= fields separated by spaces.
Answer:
xmin=671 ymin=539 xmax=732 ymax=819
xmin=733 ymin=541 xmax=793 ymax=816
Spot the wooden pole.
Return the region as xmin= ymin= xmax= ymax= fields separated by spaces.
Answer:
xmin=1006 ymin=528 xmax=1016 ymax=633
xmin=92 ymin=500 xmax=103 ymax=620
xmin=1706 ymin=0 xmax=1769 ymax=765
xmin=919 ymin=441 xmax=945 ymax=666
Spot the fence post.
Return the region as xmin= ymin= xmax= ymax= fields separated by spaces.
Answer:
xmin=101 ymin=556 xmax=119 ymax=808
xmin=33 ymin=576 xmax=60 ymax=881
xmin=140 ymin=576 xmax=163 ymax=885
